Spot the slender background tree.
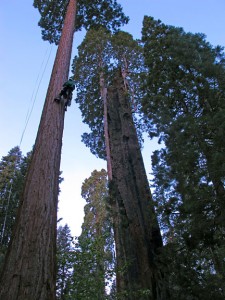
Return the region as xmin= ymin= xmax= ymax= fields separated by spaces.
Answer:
xmin=70 ymin=169 xmax=115 ymax=299
xmin=56 ymin=224 xmax=74 ymax=300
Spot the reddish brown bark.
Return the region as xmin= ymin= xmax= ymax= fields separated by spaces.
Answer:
xmin=0 ymin=1 xmax=77 ymax=299
xmin=107 ymin=71 xmax=169 ymax=299
xmin=100 ymin=72 xmax=112 ymax=180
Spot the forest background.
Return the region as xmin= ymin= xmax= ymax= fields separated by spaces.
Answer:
xmin=0 ymin=0 xmax=225 ymax=236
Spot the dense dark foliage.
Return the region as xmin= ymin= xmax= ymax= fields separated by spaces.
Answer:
xmin=142 ymin=16 xmax=225 ymax=298
xmin=33 ymin=0 xmax=129 ymax=44
xmin=56 ymin=224 xmax=74 ymax=299
xmin=0 ymin=147 xmax=31 ymax=270
xmin=2 ymin=3 xmax=225 ymax=297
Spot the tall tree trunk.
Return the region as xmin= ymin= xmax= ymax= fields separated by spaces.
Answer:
xmin=0 ymin=1 xmax=77 ymax=299
xmin=100 ymin=71 xmax=112 ymax=180
xmin=107 ymin=71 xmax=169 ymax=299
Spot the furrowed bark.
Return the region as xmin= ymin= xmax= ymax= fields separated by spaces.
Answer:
xmin=100 ymin=71 xmax=112 ymax=180
xmin=107 ymin=71 xmax=169 ymax=299
xmin=0 ymin=1 xmax=77 ymax=299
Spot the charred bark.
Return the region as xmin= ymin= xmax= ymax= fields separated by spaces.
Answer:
xmin=0 ymin=1 xmax=77 ymax=299
xmin=107 ymin=71 xmax=169 ymax=299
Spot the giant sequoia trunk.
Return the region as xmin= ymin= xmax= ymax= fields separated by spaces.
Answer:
xmin=0 ymin=1 xmax=77 ymax=299
xmin=107 ymin=72 xmax=169 ymax=299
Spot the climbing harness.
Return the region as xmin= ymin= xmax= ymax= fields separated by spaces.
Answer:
xmin=54 ymin=78 xmax=75 ymax=111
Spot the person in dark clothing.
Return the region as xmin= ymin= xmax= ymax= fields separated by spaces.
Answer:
xmin=55 ymin=78 xmax=75 ymax=110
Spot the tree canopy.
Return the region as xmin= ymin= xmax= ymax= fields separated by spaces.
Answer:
xmin=141 ymin=16 xmax=225 ymax=298
xmin=72 ymin=28 xmax=144 ymax=158
xmin=2 ymin=2 xmax=225 ymax=298
xmin=33 ymin=0 xmax=129 ymax=44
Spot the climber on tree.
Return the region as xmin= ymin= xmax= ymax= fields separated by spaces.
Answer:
xmin=55 ymin=77 xmax=75 ymax=111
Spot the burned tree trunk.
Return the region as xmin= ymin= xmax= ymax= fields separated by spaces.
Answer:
xmin=0 ymin=1 xmax=77 ymax=299
xmin=107 ymin=71 xmax=169 ymax=299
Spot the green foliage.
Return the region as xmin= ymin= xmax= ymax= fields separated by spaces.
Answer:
xmin=0 ymin=147 xmax=64 ymax=277
xmin=56 ymin=170 xmax=115 ymax=299
xmin=142 ymin=16 xmax=225 ymax=298
xmin=72 ymin=28 xmax=144 ymax=158
xmin=73 ymin=28 xmax=112 ymax=159
xmin=0 ymin=147 xmax=31 ymax=271
xmin=33 ymin=0 xmax=69 ymax=44
xmin=33 ymin=0 xmax=129 ymax=44
xmin=141 ymin=16 xmax=225 ymax=142
xmin=56 ymin=224 xmax=74 ymax=299
xmin=70 ymin=169 xmax=115 ymax=299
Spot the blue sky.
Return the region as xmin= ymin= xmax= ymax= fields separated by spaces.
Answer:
xmin=1 ymin=0 xmax=225 ymax=236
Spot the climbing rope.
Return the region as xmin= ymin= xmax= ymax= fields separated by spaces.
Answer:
xmin=19 ymin=44 xmax=53 ymax=147
xmin=0 ymin=44 xmax=53 ymax=244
